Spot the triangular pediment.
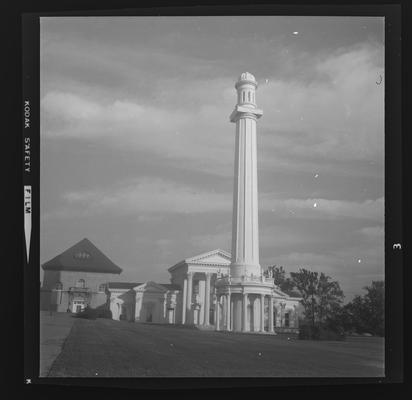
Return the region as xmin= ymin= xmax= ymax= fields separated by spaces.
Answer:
xmin=134 ymin=281 xmax=167 ymax=293
xmin=186 ymin=249 xmax=231 ymax=265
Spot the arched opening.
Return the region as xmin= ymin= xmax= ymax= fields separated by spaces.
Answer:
xmin=76 ymin=279 xmax=85 ymax=288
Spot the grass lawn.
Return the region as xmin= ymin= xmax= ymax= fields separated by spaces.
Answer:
xmin=47 ymin=316 xmax=384 ymax=377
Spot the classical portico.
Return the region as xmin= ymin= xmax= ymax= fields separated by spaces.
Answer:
xmin=168 ymin=249 xmax=231 ymax=326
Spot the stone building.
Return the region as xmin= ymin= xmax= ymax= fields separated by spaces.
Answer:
xmin=40 ymin=238 xmax=122 ymax=313
xmin=107 ymin=281 xmax=180 ymax=323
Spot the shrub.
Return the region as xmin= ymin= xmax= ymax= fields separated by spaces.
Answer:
xmin=299 ymin=324 xmax=345 ymax=341
xmin=76 ymin=306 xmax=98 ymax=320
xmin=98 ymin=308 xmax=112 ymax=319
xmin=298 ymin=324 xmax=319 ymax=340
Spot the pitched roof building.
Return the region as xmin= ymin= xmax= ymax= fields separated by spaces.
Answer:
xmin=42 ymin=238 xmax=122 ymax=274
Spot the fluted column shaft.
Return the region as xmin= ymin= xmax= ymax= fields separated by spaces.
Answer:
xmin=204 ymin=273 xmax=211 ymax=326
xmin=260 ymin=294 xmax=265 ymax=332
xmin=226 ymin=293 xmax=231 ymax=331
xmin=230 ymin=115 xmax=261 ymax=278
xmin=186 ymin=272 xmax=193 ymax=324
xmin=269 ymin=296 xmax=274 ymax=333
xmin=182 ymin=278 xmax=187 ymax=324
xmin=242 ymin=293 xmax=248 ymax=332
xmin=216 ymin=296 xmax=220 ymax=331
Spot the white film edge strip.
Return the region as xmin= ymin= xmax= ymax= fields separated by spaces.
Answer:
xmin=24 ymin=185 xmax=32 ymax=263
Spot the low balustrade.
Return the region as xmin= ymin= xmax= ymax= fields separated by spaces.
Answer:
xmin=215 ymin=275 xmax=275 ymax=285
xmin=68 ymin=286 xmax=90 ymax=293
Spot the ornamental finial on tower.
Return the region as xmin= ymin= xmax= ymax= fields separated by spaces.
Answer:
xmin=238 ymin=72 xmax=256 ymax=83
xmin=236 ymin=72 xmax=257 ymax=89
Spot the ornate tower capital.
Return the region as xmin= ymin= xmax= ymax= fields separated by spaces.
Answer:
xmin=230 ymin=71 xmax=263 ymax=123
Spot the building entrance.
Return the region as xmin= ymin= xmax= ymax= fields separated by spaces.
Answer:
xmin=72 ymin=300 xmax=85 ymax=313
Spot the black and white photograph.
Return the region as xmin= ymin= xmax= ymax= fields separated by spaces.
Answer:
xmin=21 ymin=9 xmax=402 ymax=383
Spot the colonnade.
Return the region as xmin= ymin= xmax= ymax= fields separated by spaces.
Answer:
xmin=215 ymin=292 xmax=274 ymax=333
xmin=180 ymin=271 xmax=297 ymax=331
xmin=182 ymin=271 xmax=213 ymax=326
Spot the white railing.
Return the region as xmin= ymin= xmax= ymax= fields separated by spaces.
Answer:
xmin=216 ymin=275 xmax=275 ymax=285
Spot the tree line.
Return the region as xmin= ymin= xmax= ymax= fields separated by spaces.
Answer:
xmin=264 ymin=266 xmax=384 ymax=340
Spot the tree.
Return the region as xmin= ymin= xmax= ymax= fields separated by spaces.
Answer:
xmin=343 ymin=281 xmax=384 ymax=336
xmin=290 ymin=268 xmax=344 ymax=330
xmin=266 ymin=265 xmax=299 ymax=297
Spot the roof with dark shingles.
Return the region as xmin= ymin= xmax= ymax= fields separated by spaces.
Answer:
xmin=42 ymin=238 xmax=122 ymax=274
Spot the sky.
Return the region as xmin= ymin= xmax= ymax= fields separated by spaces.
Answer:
xmin=40 ymin=16 xmax=384 ymax=301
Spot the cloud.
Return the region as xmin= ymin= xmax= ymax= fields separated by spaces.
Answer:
xmin=258 ymin=43 xmax=384 ymax=166
xmin=260 ymin=196 xmax=384 ymax=221
xmin=46 ymin=174 xmax=384 ymax=223
xmin=41 ymin=42 xmax=384 ymax=178
xmin=189 ymin=231 xmax=231 ymax=252
xmin=60 ymin=177 xmax=231 ymax=216
xmin=41 ymin=85 xmax=234 ymax=176
xmin=357 ymin=225 xmax=384 ymax=239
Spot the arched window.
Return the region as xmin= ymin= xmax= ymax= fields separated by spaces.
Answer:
xmin=76 ymin=279 xmax=85 ymax=288
xmin=98 ymin=283 xmax=106 ymax=292
xmin=248 ymin=91 xmax=251 ymax=102
xmin=55 ymin=282 xmax=63 ymax=290
xmin=242 ymin=91 xmax=245 ymax=102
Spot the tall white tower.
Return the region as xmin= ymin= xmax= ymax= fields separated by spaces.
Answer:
xmin=215 ymin=73 xmax=274 ymax=334
xmin=229 ymin=72 xmax=263 ymax=278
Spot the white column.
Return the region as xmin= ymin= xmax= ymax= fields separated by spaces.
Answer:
xmin=216 ymin=296 xmax=220 ymax=331
xmin=186 ymin=272 xmax=193 ymax=324
xmin=260 ymin=294 xmax=265 ymax=332
xmin=229 ymin=73 xmax=263 ymax=279
xmin=269 ymin=296 xmax=274 ymax=333
xmin=280 ymin=302 xmax=286 ymax=328
xmin=163 ymin=295 xmax=167 ymax=323
xmin=182 ymin=277 xmax=187 ymax=324
xmin=226 ymin=293 xmax=231 ymax=331
xmin=204 ymin=273 xmax=211 ymax=326
xmin=242 ymin=293 xmax=248 ymax=332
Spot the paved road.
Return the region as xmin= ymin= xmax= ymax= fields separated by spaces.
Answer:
xmin=47 ymin=317 xmax=384 ymax=377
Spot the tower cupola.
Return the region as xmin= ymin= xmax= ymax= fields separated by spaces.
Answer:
xmin=235 ymin=71 xmax=257 ymax=107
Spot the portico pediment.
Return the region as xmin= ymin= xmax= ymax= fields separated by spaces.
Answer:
xmin=134 ymin=281 xmax=168 ymax=294
xmin=186 ymin=249 xmax=231 ymax=266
